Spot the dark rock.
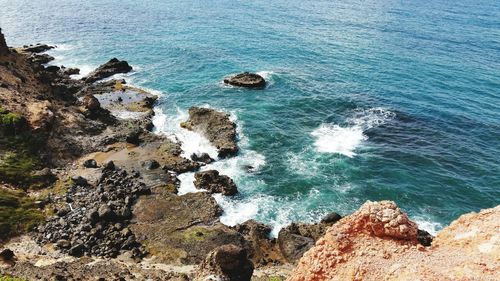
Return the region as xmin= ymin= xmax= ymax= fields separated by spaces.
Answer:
xmin=142 ymin=159 xmax=160 ymax=170
xmin=82 ymin=94 xmax=101 ymax=112
xmin=162 ymin=157 xmax=200 ymax=173
xmin=21 ymin=43 xmax=54 ymax=53
xmin=32 ymin=168 xmax=57 ymax=184
xmin=69 ymin=244 xmax=84 ymax=257
xmin=29 ymin=53 xmax=55 ymax=64
xmin=234 ymin=220 xmax=283 ymax=265
xmin=197 ymin=244 xmax=254 ymax=281
xmin=61 ymin=67 xmax=80 ymax=76
xmin=277 ymin=222 xmax=330 ymax=263
xmin=0 ymin=248 xmax=14 ymax=261
xmin=104 ymin=161 xmax=115 ymax=170
xmin=83 ymin=159 xmax=98 ymax=168
xmin=180 ymin=107 xmax=238 ymax=158
xmin=44 ymin=65 xmax=60 ymax=73
xmin=223 ymin=72 xmax=266 ymax=88
xmin=71 ymin=176 xmax=88 ymax=186
xmin=83 ymin=58 xmax=132 ymax=83
xmin=0 ymin=28 xmax=9 ymax=55
xmin=56 ymin=239 xmax=71 ymax=249
xmin=190 ymin=152 xmax=214 ymax=164
xmin=194 ymin=170 xmax=237 ymax=196
xmin=417 ymin=229 xmax=433 ymax=247
xmin=320 ymin=212 xmax=342 ymax=224
xmin=98 ymin=205 xmax=116 ymax=221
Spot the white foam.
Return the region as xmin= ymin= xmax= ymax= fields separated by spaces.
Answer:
xmin=311 ymin=124 xmax=366 ymax=157
xmin=311 ymin=107 xmax=395 ymax=157
xmin=111 ymin=110 xmax=147 ymax=120
xmin=413 ymin=217 xmax=442 ymax=236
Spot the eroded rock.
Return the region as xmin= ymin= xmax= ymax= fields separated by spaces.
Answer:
xmin=224 ymin=72 xmax=266 ymax=88
xmin=196 ymin=244 xmax=254 ymax=281
xmin=194 ymin=170 xmax=237 ymax=196
xmin=83 ymin=58 xmax=132 ymax=83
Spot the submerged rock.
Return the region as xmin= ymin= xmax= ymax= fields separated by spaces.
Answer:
xmin=194 ymin=170 xmax=238 ymax=196
xmin=196 ymin=244 xmax=254 ymax=281
xmin=83 ymin=58 xmax=132 ymax=83
xmin=223 ymin=72 xmax=266 ymax=88
xmin=180 ymin=107 xmax=238 ymax=158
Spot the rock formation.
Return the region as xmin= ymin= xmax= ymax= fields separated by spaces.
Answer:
xmin=288 ymin=201 xmax=500 ymax=281
xmin=181 ymin=107 xmax=238 ymax=158
xmin=224 ymin=72 xmax=266 ymax=88
xmin=0 ymin=28 xmax=9 ymax=55
xmin=194 ymin=170 xmax=238 ymax=196
xmin=83 ymin=58 xmax=132 ymax=83
xmin=196 ymin=244 xmax=254 ymax=281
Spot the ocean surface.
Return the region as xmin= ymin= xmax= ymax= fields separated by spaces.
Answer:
xmin=2 ymin=0 xmax=499 ymax=235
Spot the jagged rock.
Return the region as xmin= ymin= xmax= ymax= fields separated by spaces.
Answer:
xmin=320 ymin=212 xmax=342 ymax=224
xmin=417 ymin=229 xmax=433 ymax=246
xmin=191 ymin=152 xmax=214 ymax=164
xmin=83 ymin=58 xmax=132 ymax=83
xmin=60 ymin=66 xmax=80 ymax=76
xmin=194 ymin=170 xmax=237 ymax=196
xmin=223 ymin=72 xmax=266 ymax=88
xmin=196 ymin=244 xmax=254 ymax=281
xmin=162 ymin=156 xmax=200 ymax=173
xmin=82 ymin=94 xmax=101 ymax=112
xmin=21 ymin=43 xmax=54 ymax=53
xmin=28 ymin=53 xmax=55 ymax=64
xmin=142 ymin=159 xmax=160 ymax=170
xmin=180 ymin=107 xmax=238 ymax=158
xmin=234 ymin=220 xmax=284 ymax=265
xmin=0 ymin=28 xmax=9 ymax=55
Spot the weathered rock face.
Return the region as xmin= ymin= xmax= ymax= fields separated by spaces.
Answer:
xmin=181 ymin=107 xmax=238 ymax=158
xmin=288 ymin=201 xmax=500 ymax=281
xmin=224 ymin=72 xmax=266 ymax=88
xmin=0 ymin=28 xmax=9 ymax=55
xmin=277 ymin=213 xmax=341 ymax=263
xmin=196 ymin=244 xmax=254 ymax=281
xmin=83 ymin=58 xmax=132 ymax=83
xmin=194 ymin=170 xmax=238 ymax=196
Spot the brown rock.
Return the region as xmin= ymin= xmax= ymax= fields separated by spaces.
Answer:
xmin=288 ymin=201 xmax=500 ymax=281
xmin=82 ymin=94 xmax=101 ymax=112
xmin=224 ymin=72 xmax=266 ymax=88
xmin=196 ymin=244 xmax=254 ymax=281
xmin=180 ymin=107 xmax=238 ymax=158
xmin=194 ymin=170 xmax=237 ymax=196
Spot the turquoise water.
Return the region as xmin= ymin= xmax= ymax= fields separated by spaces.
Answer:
xmin=2 ymin=0 xmax=499 ymax=234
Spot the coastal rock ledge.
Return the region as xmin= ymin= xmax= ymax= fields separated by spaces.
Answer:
xmin=181 ymin=107 xmax=238 ymax=158
xmin=288 ymin=201 xmax=500 ymax=281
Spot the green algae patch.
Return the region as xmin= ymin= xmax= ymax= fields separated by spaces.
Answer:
xmin=0 ymin=276 xmax=28 ymax=281
xmin=0 ymin=188 xmax=44 ymax=241
xmin=182 ymin=227 xmax=217 ymax=242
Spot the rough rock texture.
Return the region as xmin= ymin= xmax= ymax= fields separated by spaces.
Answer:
xmin=223 ymin=72 xmax=266 ymax=88
xmin=20 ymin=44 xmax=54 ymax=53
xmin=0 ymin=28 xmax=9 ymax=55
xmin=289 ymin=201 xmax=500 ymax=281
xmin=180 ymin=107 xmax=238 ymax=158
xmin=194 ymin=170 xmax=238 ymax=196
xmin=196 ymin=244 xmax=254 ymax=281
xmin=35 ymin=165 xmax=149 ymax=258
xmin=83 ymin=58 xmax=132 ymax=83
xmin=278 ymin=213 xmax=342 ymax=263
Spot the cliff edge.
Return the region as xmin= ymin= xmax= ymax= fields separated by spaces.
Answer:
xmin=289 ymin=201 xmax=499 ymax=281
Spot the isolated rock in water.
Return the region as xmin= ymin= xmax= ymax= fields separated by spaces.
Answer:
xmin=0 ymin=28 xmax=9 ymax=55
xmin=194 ymin=170 xmax=237 ymax=196
xmin=224 ymin=72 xmax=266 ymax=88
xmin=180 ymin=107 xmax=238 ymax=158
xmin=83 ymin=58 xmax=132 ymax=83
xmin=196 ymin=244 xmax=254 ymax=281
xmin=20 ymin=43 xmax=54 ymax=53
xmin=289 ymin=201 xmax=500 ymax=281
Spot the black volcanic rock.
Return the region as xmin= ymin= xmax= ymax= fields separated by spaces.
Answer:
xmin=224 ymin=72 xmax=266 ymax=88
xmin=0 ymin=28 xmax=9 ymax=55
xmin=194 ymin=170 xmax=238 ymax=196
xmin=83 ymin=58 xmax=132 ymax=83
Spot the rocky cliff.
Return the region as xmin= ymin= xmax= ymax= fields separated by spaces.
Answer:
xmin=0 ymin=29 xmax=9 ymax=55
xmin=289 ymin=201 xmax=500 ymax=281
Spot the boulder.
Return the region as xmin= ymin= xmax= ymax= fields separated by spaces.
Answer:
xmin=194 ymin=170 xmax=237 ymax=196
xmin=0 ymin=248 xmax=14 ymax=262
xmin=223 ymin=72 xmax=266 ymax=88
xmin=83 ymin=159 xmax=98 ymax=168
xmin=234 ymin=220 xmax=285 ymax=265
xmin=21 ymin=43 xmax=54 ymax=53
xmin=196 ymin=244 xmax=254 ymax=281
xmin=83 ymin=58 xmax=132 ymax=83
xmin=180 ymin=107 xmax=238 ymax=158
xmin=190 ymin=152 xmax=214 ymax=164
xmin=82 ymin=94 xmax=101 ymax=112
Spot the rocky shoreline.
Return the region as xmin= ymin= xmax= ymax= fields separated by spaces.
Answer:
xmin=1 ymin=29 xmax=498 ymax=281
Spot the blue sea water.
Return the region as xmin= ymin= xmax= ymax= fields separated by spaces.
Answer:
xmin=1 ymin=0 xmax=499 ymax=235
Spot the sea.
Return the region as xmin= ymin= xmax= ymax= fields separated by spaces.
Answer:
xmin=1 ymin=0 xmax=499 ymax=236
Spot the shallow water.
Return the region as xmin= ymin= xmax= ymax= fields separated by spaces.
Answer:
xmin=2 ymin=0 xmax=499 ymax=235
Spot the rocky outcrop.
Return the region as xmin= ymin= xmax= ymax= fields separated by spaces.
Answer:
xmin=288 ymin=201 xmax=500 ymax=281
xmin=181 ymin=107 xmax=238 ymax=158
xmin=35 ymin=165 xmax=150 ymax=258
xmin=277 ymin=212 xmax=342 ymax=263
xmin=0 ymin=28 xmax=9 ymax=55
xmin=194 ymin=170 xmax=238 ymax=196
xmin=83 ymin=58 xmax=132 ymax=83
xmin=224 ymin=72 xmax=266 ymax=88
xmin=20 ymin=43 xmax=54 ymax=53
xmin=196 ymin=244 xmax=254 ymax=281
